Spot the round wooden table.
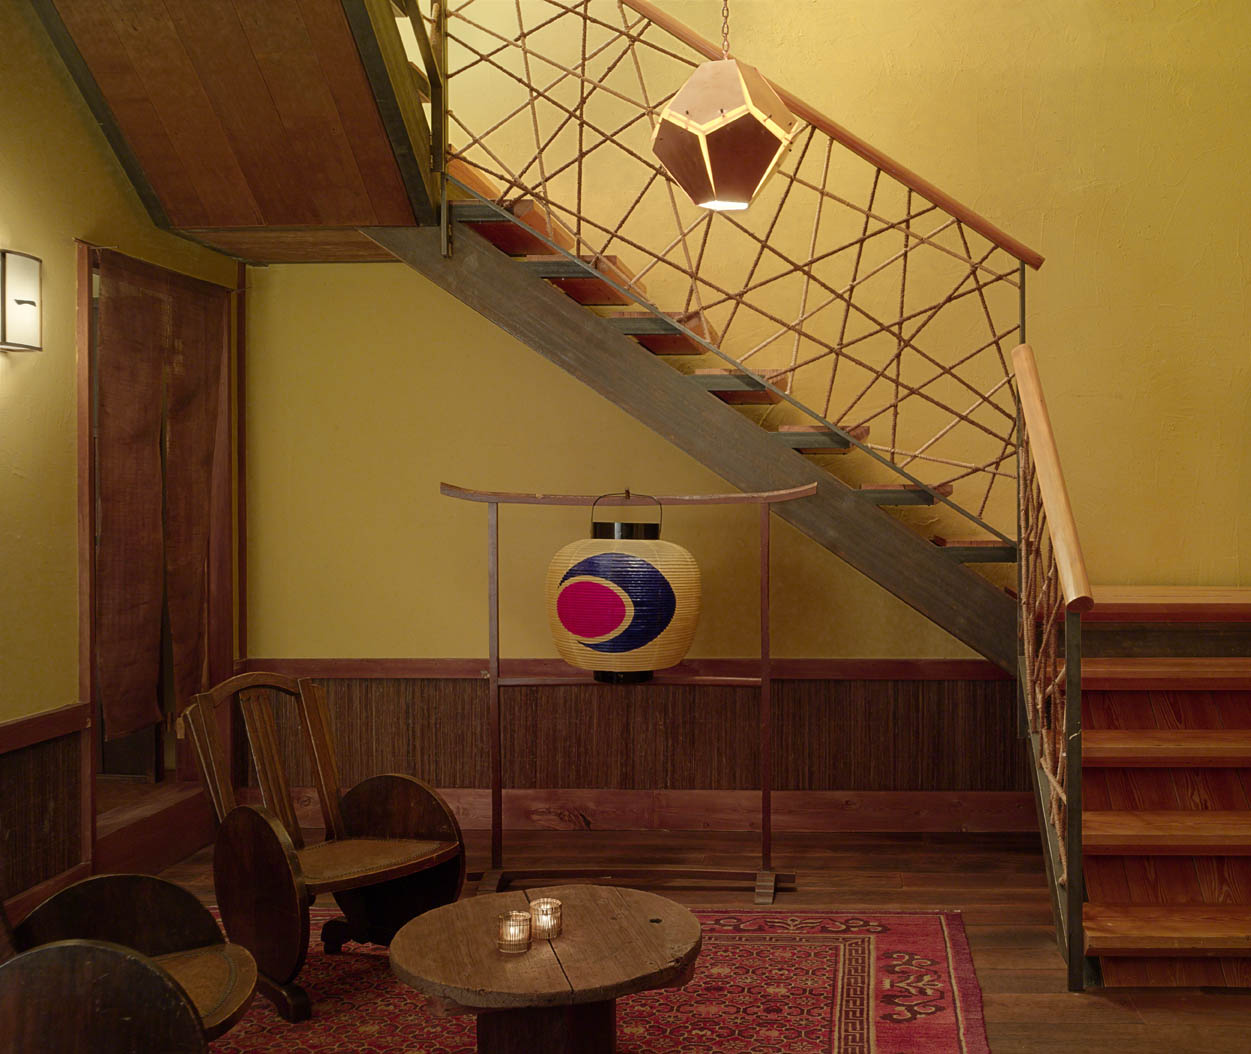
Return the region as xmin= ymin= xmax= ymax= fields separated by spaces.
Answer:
xmin=390 ymin=884 xmax=701 ymax=1054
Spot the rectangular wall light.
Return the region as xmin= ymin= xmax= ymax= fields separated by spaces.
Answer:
xmin=1 ymin=250 xmax=42 ymax=351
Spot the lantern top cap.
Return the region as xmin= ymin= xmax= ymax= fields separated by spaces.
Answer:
xmin=662 ymin=57 xmax=794 ymax=136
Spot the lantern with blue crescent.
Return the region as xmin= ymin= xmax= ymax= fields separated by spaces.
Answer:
xmin=546 ymin=494 xmax=701 ymax=683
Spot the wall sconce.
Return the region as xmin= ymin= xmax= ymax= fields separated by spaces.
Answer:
xmin=1 ymin=251 xmax=42 ymax=351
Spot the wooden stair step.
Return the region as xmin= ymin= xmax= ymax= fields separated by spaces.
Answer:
xmin=1084 ymin=810 xmax=1251 ymax=855
xmin=450 ymin=198 xmax=577 ymax=256
xmin=1084 ymin=729 xmax=1251 ymax=767
xmin=931 ymin=536 xmax=1017 ymax=563
xmin=520 ymin=255 xmax=644 ymax=306
xmin=446 ymin=158 xmax=506 ymax=204
xmin=605 ymin=312 xmax=716 ymax=355
xmin=772 ymin=423 xmax=868 ymax=453
xmin=690 ymin=369 xmax=781 ymax=405
xmin=859 ymin=482 xmax=954 ymax=506
xmin=1086 ymin=585 xmax=1251 ymax=623
xmin=1084 ymin=904 xmax=1251 ymax=957
xmin=1082 ymin=657 xmax=1251 ymax=690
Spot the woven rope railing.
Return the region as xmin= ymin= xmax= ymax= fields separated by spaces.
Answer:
xmin=1014 ymin=341 xmax=1091 ymax=985
xmin=427 ymin=0 xmax=1041 ymax=536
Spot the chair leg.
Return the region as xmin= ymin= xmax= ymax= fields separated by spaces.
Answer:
xmin=333 ymin=856 xmax=464 ymax=946
xmin=321 ymin=917 xmax=353 ymax=955
xmin=256 ymin=974 xmax=311 ymax=1023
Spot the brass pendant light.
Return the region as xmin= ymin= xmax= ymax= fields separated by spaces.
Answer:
xmin=651 ymin=0 xmax=795 ymax=211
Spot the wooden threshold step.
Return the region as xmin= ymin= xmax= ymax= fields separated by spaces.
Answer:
xmin=520 ymin=254 xmax=644 ymax=306
xmin=772 ymin=424 xmax=868 ymax=453
xmin=1085 ymin=904 xmax=1251 ymax=957
xmin=1082 ymin=657 xmax=1251 ymax=690
xmin=690 ymin=369 xmax=781 ymax=405
xmin=931 ymin=536 xmax=1017 ymax=563
xmin=1085 ymin=810 xmax=1251 ymax=855
xmin=859 ymin=482 xmax=954 ymax=506
xmin=1086 ymin=585 xmax=1251 ymax=623
xmin=1084 ymin=729 xmax=1251 ymax=767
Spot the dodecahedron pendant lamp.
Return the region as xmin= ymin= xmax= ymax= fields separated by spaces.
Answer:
xmin=546 ymin=494 xmax=700 ymax=683
xmin=651 ymin=2 xmax=795 ymax=211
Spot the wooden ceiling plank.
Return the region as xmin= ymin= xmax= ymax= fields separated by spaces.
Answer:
xmin=159 ymin=0 xmax=318 ymax=225
xmin=179 ymin=228 xmax=398 ymax=264
xmin=296 ymin=0 xmax=416 ymax=226
xmin=229 ymin=0 xmax=378 ymax=225
xmin=75 ymin=0 xmax=263 ymax=227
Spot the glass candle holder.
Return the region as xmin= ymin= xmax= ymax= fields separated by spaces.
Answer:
xmin=530 ymin=898 xmax=562 ymax=940
xmin=497 ymin=910 xmax=531 ymax=954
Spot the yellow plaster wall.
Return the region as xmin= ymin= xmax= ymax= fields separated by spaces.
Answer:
xmin=0 ymin=4 xmax=236 ymax=720
xmin=248 ymin=1 xmax=1250 ymax=660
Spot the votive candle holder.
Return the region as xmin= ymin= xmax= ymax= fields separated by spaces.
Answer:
xmin=497 ymin=910 xmax=531 ymax=954
xmin=530 ymin=898 xmax=562 ymax=940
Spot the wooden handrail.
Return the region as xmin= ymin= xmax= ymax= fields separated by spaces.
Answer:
xmin=621 ymin=0 xmax=1044 ymax=270
xmin=1013 ymin=343 xmax=1092 ymax=612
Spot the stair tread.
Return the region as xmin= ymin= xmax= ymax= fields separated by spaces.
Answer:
xmin=931 ymin=536 xmax=1017 ymax=562
xmin=1085 ymin=810 xmax=1251 ymax=853
xmin=1084 ymin=729 xmax=1251 ymax=767
xmin=772 ymin=423 xmax=869 ymax=452
xmin=860 ymin=482 xmax=954 ymax=505
xmin=690 ymin=369 xmax=781 ymax=404
xmin=1082 ymin=657 xmax=1251 ymax=690
xmin=521 ymin=254 xmax=644 ymax=305
xmin=450 ymin=197 xmax=577 ymax=255
xmin=1087 ymin=585 xmax=1251 ymax=623
xmin=1085 ymin=904 xmax=1251 ymax=955
xmin=605 ymin=311 xmax=716 ymax=354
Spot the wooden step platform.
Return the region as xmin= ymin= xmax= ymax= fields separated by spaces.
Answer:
xmin=1084 ymin=729 xmax=1251 ymax=767
xmin=689 ymin=370 xmax=781 ymax=405
xmin=605 ymin=312 xmax=717 ymax=355
xmin=1086 ymin=586 xmax=1251 ymax=623
xmin=860 ymin=482 xmax=954 ymax=506
xmin=1085 ymin=904 xmax=1251 ymax=957
xmin=1084 ymin=810 xmax=1251 ymax=854
xmin=1082 ymin=657 xmax=1251 ymax=690
xmin=931 ymin=536 xmax=1017 ymax=563
xmin=772 ymin=423 xmax=868 ymax=453
xmin=451 ymin=198 xmax=577 ymax=256
xmin=520 ymin=254 xmax=643 ymax=305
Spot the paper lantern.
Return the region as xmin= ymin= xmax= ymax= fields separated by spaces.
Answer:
xmin=547 ymin=510 xmax=700 ymax=683
xmin=652 ymin=58 xmax=795 ymax=212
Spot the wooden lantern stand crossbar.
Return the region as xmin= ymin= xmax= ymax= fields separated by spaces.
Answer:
xmin=441 ymin=481 xmax=818 ymax=905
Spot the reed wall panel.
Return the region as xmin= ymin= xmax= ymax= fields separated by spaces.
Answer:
xmin=0 ymin=733 xmax=81 ymax=898
xmin=239 ymin=676 xmax=1026 ymax=794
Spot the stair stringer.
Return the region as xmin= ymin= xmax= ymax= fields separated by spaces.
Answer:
xmin=368 ymin=223 xmax=1017 ymax=671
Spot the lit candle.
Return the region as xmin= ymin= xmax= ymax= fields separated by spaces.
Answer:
xmin=530 ymin=898 xmax=562 ymax=940
xmin=497 ymin=910 xmax=531 ymax=954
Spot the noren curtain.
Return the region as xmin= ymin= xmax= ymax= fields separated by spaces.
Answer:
xmin=94 ymin=250 xmax=229 ymax=740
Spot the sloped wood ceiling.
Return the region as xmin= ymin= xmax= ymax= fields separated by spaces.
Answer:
xmin=37 ymin=0 xmax=424 ymax=261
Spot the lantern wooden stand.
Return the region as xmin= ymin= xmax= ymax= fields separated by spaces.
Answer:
xmin=441 ymin=481 xmax=817 ymax=905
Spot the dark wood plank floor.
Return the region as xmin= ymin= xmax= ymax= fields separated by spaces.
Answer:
xmin=161 ymin=830 xmax=1251 ymax=1052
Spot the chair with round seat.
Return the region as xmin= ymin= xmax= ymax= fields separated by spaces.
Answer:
xmin=181 ymin=671 xmax=466 ymax=1021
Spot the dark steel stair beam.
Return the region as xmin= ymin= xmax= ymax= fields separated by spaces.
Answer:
xmin=367 ymin=223 xmax=1018 ymax=672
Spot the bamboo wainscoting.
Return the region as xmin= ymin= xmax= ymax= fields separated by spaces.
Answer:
xmin=1014 ymin=342 xmax=1094 ymax=991
xmin=407 ymin=0 xmax=1044 ymax=542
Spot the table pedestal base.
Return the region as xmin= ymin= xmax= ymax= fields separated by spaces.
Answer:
xmin=476 ymin=999 xmax=616 ymax=1054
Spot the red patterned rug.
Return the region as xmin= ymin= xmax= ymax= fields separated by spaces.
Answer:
xmin=214 ymin=908 xmax=989 ymax=1053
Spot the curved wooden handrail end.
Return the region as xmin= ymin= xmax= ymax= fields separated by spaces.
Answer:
xmin=1013 ymin=343 xmax=1093 ymax=612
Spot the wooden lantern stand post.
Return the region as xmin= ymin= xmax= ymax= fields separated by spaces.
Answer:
xmin=441 ymin=481 xmax=818 ymax=905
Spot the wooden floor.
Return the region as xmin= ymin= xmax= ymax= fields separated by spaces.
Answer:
xmin=161 ymin=830 xmax=1251 ymax=1053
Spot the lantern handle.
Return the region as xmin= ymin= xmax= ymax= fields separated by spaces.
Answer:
xmin=590 ymin=489 xmax=663 ymax=530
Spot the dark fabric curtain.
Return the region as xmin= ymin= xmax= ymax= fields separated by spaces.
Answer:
xmin=94 ymin=251 xmax=229 ymax=740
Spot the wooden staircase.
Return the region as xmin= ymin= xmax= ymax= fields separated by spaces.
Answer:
xmin=1079 ymin=586 xmax=1251 ymax=986
xmin=368 ymin=188 xmax=1020 ymax=669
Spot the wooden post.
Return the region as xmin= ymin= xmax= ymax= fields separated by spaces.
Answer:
xmin=760 ymin=503 xmax=772 ymax=871
xmin=488 ymin=502 xmax=502 ymax=873
xmin=1065 ymin=608 xmax=1085 ymax=991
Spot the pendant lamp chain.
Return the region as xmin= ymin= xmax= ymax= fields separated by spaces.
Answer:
xmin=720 ymin=0 xmax=731 ymax=57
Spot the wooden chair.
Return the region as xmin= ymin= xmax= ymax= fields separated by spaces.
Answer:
xmin=181 ymin=671 xmax=465 ymax=1021
xmin=1 ymin=873 xmax=257 ymax=1050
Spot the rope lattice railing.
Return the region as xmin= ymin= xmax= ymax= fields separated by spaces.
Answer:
xmin=433 ymin=0 xmax=1033 ymax=532
xmin=1018 ymin=424 xmax=1070 ymax=885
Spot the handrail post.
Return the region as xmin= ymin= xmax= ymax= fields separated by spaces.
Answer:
xmin=1064 ymin=607 xmax=1085 ymax=991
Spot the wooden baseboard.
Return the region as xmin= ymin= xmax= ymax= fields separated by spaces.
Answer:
xmin=264 ymin=786 xmax=1035 ymax=834
xmin=242 ymin=657 xmax=1009 ymax=681
xmin=93 ymin=783 xmax=215 ymax=876
xmin=2 ymin=862 xmax=91 ymax=926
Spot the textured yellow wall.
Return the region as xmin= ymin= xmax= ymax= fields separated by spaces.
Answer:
xmin=247 ymin=1 xmax=1250 ymax=660
xmin=0 ymin=5 xmax=235 ymax=720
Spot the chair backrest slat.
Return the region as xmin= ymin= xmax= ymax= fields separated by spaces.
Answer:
xmin=295 ymin=680 xmax=346 ymax=840
xmin=238 ymin=690 xmax=304 ymax=850
xmin=181 ymin=698 xmax=236 ymax=824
